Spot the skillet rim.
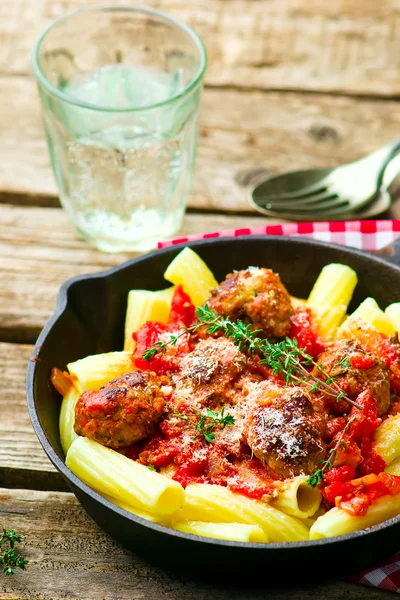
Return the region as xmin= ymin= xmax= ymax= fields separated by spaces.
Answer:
xmin=26 ymin=234 xmax=400 ymax=551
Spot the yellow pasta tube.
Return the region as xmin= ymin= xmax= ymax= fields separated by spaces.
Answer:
xmin=163 ymin=247 xmax=218 ymax=306
xmin=67 ymin=351 xmax=134 ymax=394
xmin=339 ymin=298 xmax=396 ymax=337
xmin=66 ymin=437 xmax=184 ymax=516
xmin=180 ymin=484 xmax=309 ymax=542
xmin=385 ymin=303 xmax=400 ymax=337
xmin=172 ymin=521 xmax=268 ymax=543
xmin=310 ymin=494 xmax=400 ymax=539
xmin=124 ymin=290 xmax=171 ymax=352
xmin=156 ymin=286 xmax=176 ymax=304
xmin=371 ymin=414 xmax=400 ymax=465
xmin=291 ymin=296 xmax=307 ymax=310
xmin=307 ymin=263 xmax=357 ymax=339
xmin=101 ymin=493 xmax=170 ymax=524
xmin=385 ymin=457 xmax=400 ymax=476
xmin=59 ymin=385 xmax=81 ymax=454
xmin=270 ymin=476 xmax=322 ymax=519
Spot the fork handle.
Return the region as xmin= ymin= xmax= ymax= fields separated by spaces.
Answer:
xmin=373 ymin=140 xmax=400 ymax=187
xmin=382 ymin=154 xmax=400 ymax=189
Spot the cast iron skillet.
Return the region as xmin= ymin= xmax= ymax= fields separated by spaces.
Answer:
xmin=26 ymin=235 xmax=400 ymax=578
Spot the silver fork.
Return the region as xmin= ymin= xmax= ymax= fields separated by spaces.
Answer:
xmin=251 ymin=139 xmax=400 ymax=219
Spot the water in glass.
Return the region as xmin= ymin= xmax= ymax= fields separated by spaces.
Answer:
xmin=51 ymin=66 xmax=198 ymax=252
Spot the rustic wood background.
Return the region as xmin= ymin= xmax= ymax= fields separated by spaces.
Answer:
xmin=1 ymin=0 xmax=399 ymax=597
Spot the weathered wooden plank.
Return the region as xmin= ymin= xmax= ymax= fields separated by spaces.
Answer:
xmin=2 ymin=0 xmax=400 ymax=97
xmin=0 ymin=487 xmax=393 ymax=600
xmin=2 ymin=77 xmax=400 ymax=212
xmin=0 ymin=342 xmax=59 ymax=482
xmin=0 ymin=204 xmax=271 ymax=343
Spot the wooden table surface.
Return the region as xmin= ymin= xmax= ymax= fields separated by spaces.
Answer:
xmin=1 ymin=1 xmax=400 ymax=598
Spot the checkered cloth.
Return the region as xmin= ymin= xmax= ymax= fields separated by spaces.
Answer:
xmin=159 ymin=219 xmax=400 ymax=593
xmin=158 ymin=220 xmax=400 ymax=251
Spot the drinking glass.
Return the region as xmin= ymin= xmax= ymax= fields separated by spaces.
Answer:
xmin=32 ymin=5 xmax=206 ymax=252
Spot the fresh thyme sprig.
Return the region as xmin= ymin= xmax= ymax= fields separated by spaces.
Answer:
xmin=143 ymin=305 xmax=363 ymax=483
xmin=141 ymin=310 xmax=222 ymax=361
xmin=307 ymin=416 xmax=356 ymax=488
xmin=143 ymin=305 xmax=361 ymax=411
xmin=0 ymin=529 xmax=28 ymax=576
xmin=172 ymin=406 xmax=235 ymax=444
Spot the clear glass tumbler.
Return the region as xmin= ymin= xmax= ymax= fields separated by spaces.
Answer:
xmin=32 ymin=5 xmax=206 ymax=252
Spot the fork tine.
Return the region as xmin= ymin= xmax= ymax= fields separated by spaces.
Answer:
xmin=264 ymin=191 xmax=338 ymax=210
xmin=256 ymin=181 xmax=328 ymax=203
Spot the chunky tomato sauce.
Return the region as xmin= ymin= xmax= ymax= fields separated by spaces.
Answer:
xmin=126 ymin=293 xmax=400 ymax=512
xmin=289 ymin=306 xmax=325 ymax=359
xmin=133 ymin=285 xmax=194 ymax=375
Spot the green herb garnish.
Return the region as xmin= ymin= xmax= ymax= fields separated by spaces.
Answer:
xmin=172 ymin=406 xmax=235 ymax=444
xmin=144 ymin=305 xmax=362 ymax=482
xmin=144 ymin=305 xmax=361 ymax=411
xmin=0 ymin=529 xmax=28 ymax=576
xmin=307 ymin=416 xmax=356 ymax=488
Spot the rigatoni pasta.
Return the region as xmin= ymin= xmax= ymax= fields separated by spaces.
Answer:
xmin=172 ymin=520 xmax=268 ymax=543
xmin=307 ymin=263 xmax=357 ymax=339
xmin=124 ymin=289 xmax=171 ymax=352
xmin=270 ymin=476 xmax=322 ymax=519
xmin=372 ymin=414 xmax=400 ymax=465
xmin=66 ymin=437 xmax=184 ymax=516
xmin=101 ymin=493 xmax=170 ymax=524
xmin=385 ymin=303 xmax=400 ymax=336
xmin=310 ymin=494 xmax=400 ymax=540
xmin=54 ymin=247 xmax=400 ymax=546
xmin=339 ymin=297 xmax=396 ymax=337
xmin=163 ymin=246 xmax=218 ymax=306
xmin=67 ymin=351 xmax=134 ymax=393
xmin=59 ymin=385 xmax=81 ymax=454
xmin=179 ymin=484 xmax=310 ymax=542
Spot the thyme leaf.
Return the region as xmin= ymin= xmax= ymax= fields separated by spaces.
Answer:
xmin=143 ymin=305 xmax=362 ymax=412
xmin=307 ymin=416 xmax=356 ymax=488
xmin=172 ymin=406 xmax=235 ymax=444
xmin=143 ymin=304 xmax=364 ymax=482
xmin=0 ymin=529 xmax=28 ymax=576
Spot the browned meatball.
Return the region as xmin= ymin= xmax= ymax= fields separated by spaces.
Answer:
xmin=74 ymin=371 xmax=167 ymax=449
xmin=173 ymin=337 xmax=262 ymax=408
xmin=206 ymin=267 xmax=293 ymax=338
xmin=243 ymin=383 xmax=326 ymax=478
xmin=315 ymin=342 xmax=390 ymax=416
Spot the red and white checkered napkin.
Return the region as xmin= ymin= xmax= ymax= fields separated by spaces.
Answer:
xmin=159 ymin=219 xmax=400 ymax=593
xmin=158 ymin=220 xmax=400 ymax=251
xmin=349 ymin=552 xmax=400 ymax=592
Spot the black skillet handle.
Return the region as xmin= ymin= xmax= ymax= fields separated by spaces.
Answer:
xmin=375 ymin=236 xmax=400 ymax=267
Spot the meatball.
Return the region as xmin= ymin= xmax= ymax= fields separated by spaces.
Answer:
xmin=173 ymin=337 xmax=261 ymax=408
xmin=74 ymin=371 xmax=167 ymax=449
xmin=243 ymin=383 xmax=326 ymax=478
xmin=315 ymin=342 xmax=390 ymax=416
xmin=206 ymin=267 xmax=292 ymax=338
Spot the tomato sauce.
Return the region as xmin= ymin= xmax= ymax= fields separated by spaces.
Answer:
xmin=289 ymin=306 xmax=325 ymax=359
xmin=133 ymin=285 xmax=195 ymax=375
xmin=350 ymin=355 xmax=376 ymax=370
xmin=51 ymin=367 xmax=74 ymax=396
xmin=128 ymin=287 xmax=400 ymax=510
xmin=319 ymin=389 xmax=400 ymax=516
xmin=136 ymin=407 xmax=278 ymax=498
xmin=323 ymin=472 xmax=400 ymax=517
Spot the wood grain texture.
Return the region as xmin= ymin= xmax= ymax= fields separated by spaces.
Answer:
xmin=2 ymin=0 xmax=400 ymax=97
xmin=0 ymin=204 xmax=272 ymax=343
xmin=2 ymin=77 xmax=400 ymax=211
xmin=0 ymin=342 xmax=57 ymax=479
xmin=0 ymin=487 xmax=394 ymax=600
